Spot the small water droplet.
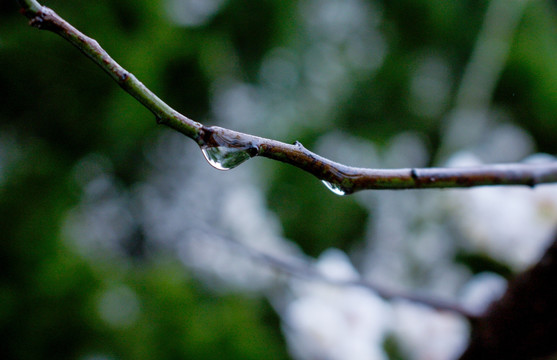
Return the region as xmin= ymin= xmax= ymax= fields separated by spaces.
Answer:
xmin=201 ymin=146 xmax=253 ymax=170
xmin=322 ymin=180 xmax=347 ymax=196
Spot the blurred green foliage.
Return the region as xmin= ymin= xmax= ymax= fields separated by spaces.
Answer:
xmin=1 ymin=1 xmax=290 ymax=358
xmin=2 ymin=0 xmax=557 ymax=359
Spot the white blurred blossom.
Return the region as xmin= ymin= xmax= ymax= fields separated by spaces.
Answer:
xmin=315 ymin=130 xmax=380 ymax=168
xmin=459 ymin=272 xmax=507 ymax=314
xmin=283 ymin=249 xmax=391 ymax=360
xmin=392 ymin=301 xmax=469 ymax=360
xmin=447 ymin=153 xmax=557 ymax=269
xmin=62 ymin=169 xmax=135 ymax=260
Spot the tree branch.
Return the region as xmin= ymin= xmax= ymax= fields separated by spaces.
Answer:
xmin=220 ymin=234 xmax=479 ymax=320
xmin=17 ymin=0 xmax=557 ymax=194
xmin=18 ymin=1 xmax=203 ymax=141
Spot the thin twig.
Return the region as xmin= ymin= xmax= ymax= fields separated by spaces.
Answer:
xmin=18 ymin=2 xmax=203 ymax=141
xmin=219 ymin=235 xmax=479 ymax=320
xmin=17 ymin=0 xmax=557 ymax=194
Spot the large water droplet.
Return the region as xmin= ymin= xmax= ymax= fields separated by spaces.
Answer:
xmin=200 ymin=126 xmax=258 ymax=170
xmin=321 ymin=180 xmax=347 ymax=196
xmin=201 ymin=146 xmax=253 ymax=170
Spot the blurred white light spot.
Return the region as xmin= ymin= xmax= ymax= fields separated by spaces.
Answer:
xmin=165 ymin=0 xmax=227 ymax=27
xmin=446 ymin=154 xmax=557 ymax=269
xmin=476 ymin=123 xmax=534 ymax=163
xmin=392 ymin=301 xmax=469 ymax=360
xmin=410 ymin=54 xmax=452 ymax=118
xmin=315 ymin=130 xmax=380 ymax=168
xmin=212 ymin=80 xmax=263 ymax=130
xmin=385 ymin=132 xmax=429 ymax=168
xmin=97 ymin=285 xmax=140 ymax=328
xmin=304 ymin=43 xmax=344 ymax=87
xmin=301 ymin=0 xmax=369 ymax=43
xmin=284 ymin=249 xmax=391 ymax=360
xmin=259 ymin=49 xmax=300 ymax=90
xmin=345 ymin=30 xmax=387 ymax=71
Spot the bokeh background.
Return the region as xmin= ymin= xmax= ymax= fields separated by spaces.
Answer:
xmin=3 ymin=0 xmax=557 ymax=359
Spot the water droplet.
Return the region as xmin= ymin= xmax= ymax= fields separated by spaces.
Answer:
xmin=200 ymin=126 xmax=259 ymax=170
xmin=201 ymin=146 xmax=254 ymax=170
xmin=322 ymin=180 xmax=347 ymax=196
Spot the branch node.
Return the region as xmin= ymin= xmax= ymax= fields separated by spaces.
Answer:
xmin=27 ymin=6 xmax=54 ymax=30
xmin=28 ymin=12 xmax=45 ymax=28
xmin=527 ymin=174 xmax=538 ymax=188
xmin=527 ymin=179 xmax=536 ymax=188
xmin=293 ymin=140 xmax=306 ymax=150
xmin=410 ymin=168 xmax=421 ymax=187
xmin=119 ymin=72 xmax=129 ymax=82
xmin=246 ymin=145 xmax=259 ymax=158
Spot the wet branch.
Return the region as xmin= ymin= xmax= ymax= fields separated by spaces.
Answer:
xmin=17 ymin=0 xmax=557 ymax=194
xmin=18 ymin=0 xmax=203 ymax=141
